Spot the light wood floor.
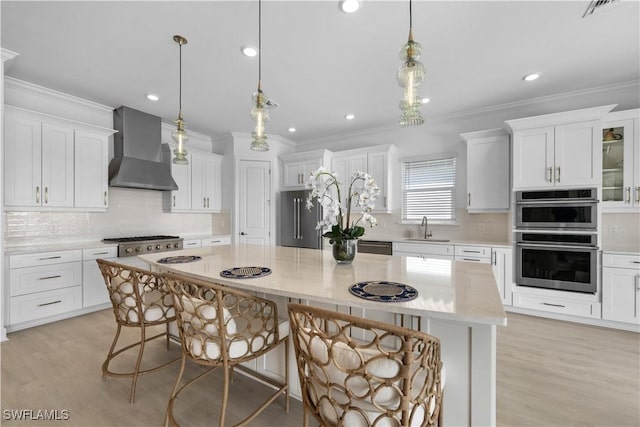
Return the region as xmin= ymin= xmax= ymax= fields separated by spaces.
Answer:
xmin=1 ymin=309 xmax=639 ymax=426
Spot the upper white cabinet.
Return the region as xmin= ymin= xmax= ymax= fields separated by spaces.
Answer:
xmin=281 ymin=149 xmax=331 ymax=189
xmin=506 ymin=105 xmax=615 ymax=190
xmin=331 ymin=145 xmax=396 ymax=214
xmin=461 ymin=128 xmax=510 ymax=212
xmin=4 ymin=106 xmax=115 ymax=211
xmin=163 ymin=145 xmax=222 ymax=213
xmin=601 ymin=109 xmax=640 ymax=211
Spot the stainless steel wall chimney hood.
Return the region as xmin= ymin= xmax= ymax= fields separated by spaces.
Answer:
xmin=109 ymin=106 xmax=178 ymax=191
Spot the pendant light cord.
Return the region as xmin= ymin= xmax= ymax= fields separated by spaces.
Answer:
xmin=258 ymin=0 xmax=262 ymax=91
xmin=409 ymin=0 xmax=412 ymax=30
xmin=178 ymin=42 xmax=183 ymax=115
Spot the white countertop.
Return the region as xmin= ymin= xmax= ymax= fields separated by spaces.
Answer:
xmin=139 ymin=244 xmax=507 ymax=326
xmin=4 ymin=241 xmax=116 ymax=255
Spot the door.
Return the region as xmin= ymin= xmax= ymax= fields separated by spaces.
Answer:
xmin=467 ymin=137 xmax=510 ymax=211
xmin=41 ymin=123 xmax=74 ymax=207
xmin=367 ymin=151 xmax=389 ymax=212
xmin=512 ymin=127 xmax=554 ymax=189
xmin=280 ymin=191 xmax=298 ymax=247
xmin=602 ymin=267 xmax=640 ymax=324
xmin=74 ymin=131 xmax=108 ymax=209
xmin=299 ymin=190 xmax=322 ymax=249
xmin=4 ymin=115 xmax=42 ymax=207
xmin=554 ymin=120 xmax=599 ymax=187
xmin=191 ymin=154 xmax=207 ymax=211
xmin=238 ymin=160 xmax=271 ymax=245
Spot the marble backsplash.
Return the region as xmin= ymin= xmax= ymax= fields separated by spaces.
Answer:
xmin=3 ymin=187 xmax=231 ymax=248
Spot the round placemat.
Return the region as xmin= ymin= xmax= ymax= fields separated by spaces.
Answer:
xmin=349 ymin=281 xmax=418 ymax=303
xmin=220 ymin=266 xmax=272 ymax=279
xmin=157 ymin=255 xmax=202 ymax=264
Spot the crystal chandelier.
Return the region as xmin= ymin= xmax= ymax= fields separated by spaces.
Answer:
xmin=250 ymin=0 xmax=272 ymax=151
xmin=172 ymin=35 xmax=189 ymax=164
xmin=397 ymin=0 xmax=425 ymax=126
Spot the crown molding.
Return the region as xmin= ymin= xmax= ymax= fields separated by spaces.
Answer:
xmin=4 ymin=77 xmax=114 ymax=114
xmin=1 ymin=48 xmax=19 ymax=63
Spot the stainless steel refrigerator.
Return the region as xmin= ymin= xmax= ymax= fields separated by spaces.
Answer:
xmin=280 ymin=190 xmax=323 ymax=249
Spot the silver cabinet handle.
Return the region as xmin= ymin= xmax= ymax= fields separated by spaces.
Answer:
xmin=468 ymin=193 xmax=471 ymax=207
xmin=462 ymin=249 xmax=481 ymax=254
xmin=462 ymin=258 xmax=481 ymax=262
xmin=635 ymin=275 xmax=639 ymax=291
xmin=547 ymin=167 xmax=553 ymax=182
xmin=492 ymin=251 xmax=496 ymax=265
xmin=38 ymin=275 xmax=62 ymax=280
xmin=556 ymin=166 xmax=560 ymax=183
xmin=636 ymin=186 xmax=640 ymax=204
xmin=626 ymin=187 xmax=632 ymax=203
xmin=92 ymin=251 xmax=110 ymax=256
xmin=104 ymin=191 xmax=108 ymax=206
xmin=38 ymin=256 xmax=61 ymax=260
xmin=203 ymin=197 xmax=206 ymax=208
xmin=38 ymin=300 xmax=62 ymax=307
xmin=45 ymin=186 xmax=49 ymax=204
xmin=173 ymin=195 xmax=176 ymax=207
xmin=542 ymin=302 xmax=565 ymax=308
xmin=36 ymin=186 xmax=40 ymax=203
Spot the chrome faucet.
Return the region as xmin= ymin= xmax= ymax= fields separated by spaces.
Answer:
xmin=421 ymin=216 xmax=432 ymax=239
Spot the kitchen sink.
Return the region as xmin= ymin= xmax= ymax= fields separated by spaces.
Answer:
xmin=405 ymin=238 xmax=450 ymax=242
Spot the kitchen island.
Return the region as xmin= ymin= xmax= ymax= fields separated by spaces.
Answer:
xmin=139 ymin=244 xmax=507 ymax=426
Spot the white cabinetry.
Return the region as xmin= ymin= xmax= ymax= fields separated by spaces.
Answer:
xmin=281 ymin=149 xmax=331 ymax=188
xmin=602 ymin=253 xmax=640 ymax=324
xmin=392 ymin=241 xmax=454 ymax=259
xmin=82 ymin=246 xmax=117 ymax=308
xmin=506 ymin=105 xmax=615 ymax=190
xmin=331 ymin=145 xmax=396 ymax=213
xmin=4 ymin=106 xmax=115 ymax=211
xmin=461 ymin=128 xmax=510 ymax=212
xmin=601 ymin=109 xmax=640 ymax=210
xmin=491 ymin=247 xmax=513 ymax=306
xmin=455 ymin=245 xmax=491 ymax=263
xmin=7 ymin=250 xmax=83 ymax=327
xmin=183 ymin=235 xmax=231 ymax=248
xmin=163 ymin=146 xmax=223 ymax=213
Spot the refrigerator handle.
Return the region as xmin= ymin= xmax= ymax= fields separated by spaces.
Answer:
xmin=293 ymin=197 xmax=298 ymax=240
xmin=298 ymin=197 xmax=303 ymax=240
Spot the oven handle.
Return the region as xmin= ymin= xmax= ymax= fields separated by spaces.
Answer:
xmin=516 ymin=199 xmax=598 ymax=205
xmin=516 ymin=242 xmax=598 ymax=250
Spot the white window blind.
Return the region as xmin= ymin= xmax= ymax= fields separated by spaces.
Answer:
xmin=402 ymin=156 xmax=456 ymax=222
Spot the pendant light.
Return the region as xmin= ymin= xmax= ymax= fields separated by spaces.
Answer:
xmin=397 ymin=0 xmax=425 ymax=126
xmin=250 ymin=0 xmax=271 ymax=152
xmin=172 ymin=35 xmax=189 ymax=164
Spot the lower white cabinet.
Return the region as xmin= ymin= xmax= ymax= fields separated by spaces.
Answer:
xmin=602 ymin=253 xmax=640 ymax=324
xmin=182 ymin=239 xmax=203 ymax=249
xmin=392 ymin=242 xmax=454 ymax=260
xmin=7 ymin=250 xmax=83 ymax=327
xmin=513 ymin=293 xmax=601 ymax=318
xmin=183 ymin=235 xmax=231 ymax=249
xmin=82 ymin=246 xmax=118 ymax=308
xmin=455 ymin=245 xmax=491 ymax=264
xmin=491 ymin=248 xmax=513 ymax=306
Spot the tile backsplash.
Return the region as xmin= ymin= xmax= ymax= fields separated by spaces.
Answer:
xmin=601 ymin=213 xmax=640 ymax=251
xmin=3 ymin=187 xmax=231 ymax=248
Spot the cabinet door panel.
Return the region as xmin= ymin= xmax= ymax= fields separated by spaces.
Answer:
xmin=41 ymin=123 xmax=74 ymax=207
xmin=4 ymin=116 xmax=42 ymax=207
xmin=554 ymin=121 xmax=599 ymax=187
xmin=191 ymin=155 xmax=207 ymax=211
xmin=172 ymin=158 xmax=192 ymax=210
xmin=513 ymin=127 xmax=554 ymax=189
xmin=467 ymin=137 xmax=510 ymax=210
xmin=368 ymin=151 xmax=390 ymax=212
xmin=283 ymin=162 xmax=302 ymax=187
xmin=602 ymin=267 xmax=640 ymax=324
xmin=74 ymin=131 xmax=108 ymax=209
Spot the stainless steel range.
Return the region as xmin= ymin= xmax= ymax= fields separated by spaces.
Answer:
xmin=102 ymin=235 xmax=183 ymax=257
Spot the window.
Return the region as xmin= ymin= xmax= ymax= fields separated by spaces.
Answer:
xmin=402 ymin=155 xmax=456 ymax=223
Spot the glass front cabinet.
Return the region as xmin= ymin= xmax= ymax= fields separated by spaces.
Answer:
xmin=601 ymin=109 xmax=640 ymax=210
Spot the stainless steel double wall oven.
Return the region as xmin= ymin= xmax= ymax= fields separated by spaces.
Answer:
xmin=515 ymin=188 xmax=599 ymax=294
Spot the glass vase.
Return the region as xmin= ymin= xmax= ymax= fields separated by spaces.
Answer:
xmin=332 ymin=239 xmax=357 ymax=264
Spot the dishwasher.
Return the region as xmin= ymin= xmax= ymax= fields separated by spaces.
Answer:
xmin=357 ymin=240 xmax=393 ymax=255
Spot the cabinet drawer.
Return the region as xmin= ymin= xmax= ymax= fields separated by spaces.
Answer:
xmin=514 ymin=293 xmax=601 ymax=318
xmin=10 ymin=262 xmax=82 ymax=297
xmin=455 ymin=245 xmax=491 ymax=258
xmin=392 ymin=242 xmax=453 ymax=257
xmin=202 ymin=236 xmax=231 ymax=246
xmin=602 ymin=253 xmax=640 ymax=270
xmin=183 ymin=239 xmax=202 ymax=248
xmin=82 ymin=246 xmax=117 ymax=261
xmin=454 ymin=255 xmax=490 ymax=264
xmin=9 ymin=250 xmax=82 ymax=268
xmin=9 ymin=286 xmax=83 ymax=325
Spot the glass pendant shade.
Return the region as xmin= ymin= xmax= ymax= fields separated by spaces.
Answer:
xmin=397 ymin=38 xmax=425 ymax=126
xmin=250 ymin=89 xmax=270 ymax=152
xmin=172 ymin=115 xmax=189 ymax=165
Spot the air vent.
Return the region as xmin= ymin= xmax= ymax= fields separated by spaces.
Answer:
xmin=583 ymin=0 xmax=619 ymax=17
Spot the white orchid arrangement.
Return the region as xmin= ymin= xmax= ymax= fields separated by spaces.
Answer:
xmin=305 ymin=167 xmax=380 ymax=243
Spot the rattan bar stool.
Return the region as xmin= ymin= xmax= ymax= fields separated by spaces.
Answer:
xmin=288 ymin=303 xmax=444 ymax=427
xmin=163 ymin=272 xmax=289 ymax=427
xmin=97 ymin=259 xmax=181 ymax=404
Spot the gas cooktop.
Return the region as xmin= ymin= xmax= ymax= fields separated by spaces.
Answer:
xmin=102 ymin=235 xmax=183 ymax=257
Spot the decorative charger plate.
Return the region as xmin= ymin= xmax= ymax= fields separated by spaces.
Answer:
xmin=220 ymin=266 xmax=272 ymax=279
xmin=157 ymin=255 xmax=202 ymax=264
xmin=349 ymin=281 xmax=418 ymax=303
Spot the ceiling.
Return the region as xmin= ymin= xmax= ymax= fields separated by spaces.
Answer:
xmin=2 ymin=1 xmax=639 ymax=144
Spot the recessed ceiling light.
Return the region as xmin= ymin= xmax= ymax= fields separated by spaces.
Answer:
xmin=344 ymin=114 xmax=355 ymax=120
xmin=340 ymin=0 xmax=360 ymax=13
xmin=421 ymin=97 xmax=430 ymax=104
xmin=241 ymin=45 xmax=258 ymax=57
xmin=288 ymin=127 xmax=296 ymax=133
xmin=146 ymin=94 xmax=159 ymax=101
xmin=522 ymin=73 xmax=540 ymax=82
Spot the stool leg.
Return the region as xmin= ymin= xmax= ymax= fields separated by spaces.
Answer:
xmin=102 ymin=324 xmax=122 ymax=381
xmin=129 ymin=325 xmax=146 ymax=404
